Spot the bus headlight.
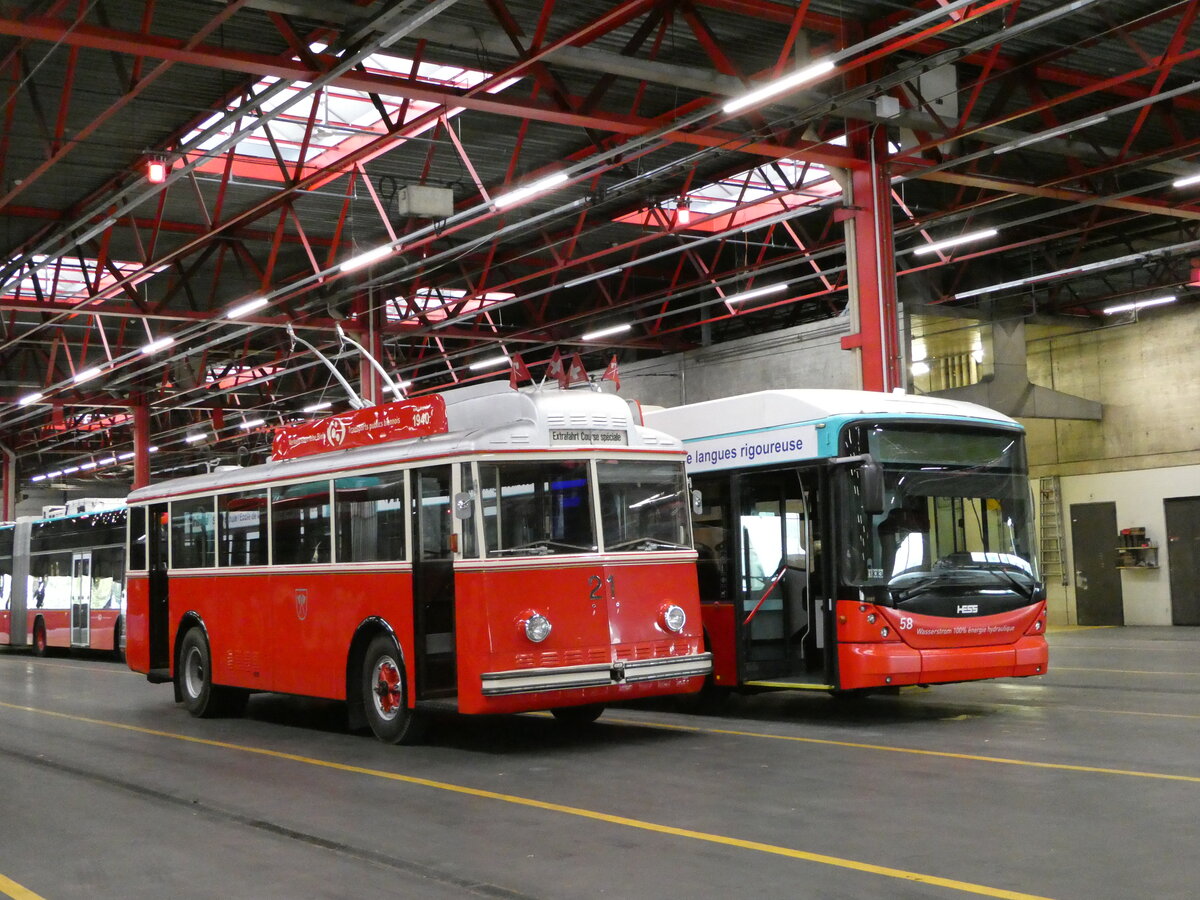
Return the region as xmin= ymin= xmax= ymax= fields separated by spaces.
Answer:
xmin=523 ymin=613 xmax=552 ymax=643
xmin=661 ymin=604 xmax=687 ymax=633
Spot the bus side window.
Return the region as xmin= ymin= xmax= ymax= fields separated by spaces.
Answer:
xmin=691 ymin=474 xmax=730 ymax=603
xmin=171 ymin=497 xmax=216 ymax=569
xmin=128 ymin=507 xmax=147 ymax=571
xmin=271 ymin=481 xmax=331 ymax=565
xmin=334 ymin=471 xmax=406 ymax=563
xmin=219 ymin=490 xmax=268 ymax=567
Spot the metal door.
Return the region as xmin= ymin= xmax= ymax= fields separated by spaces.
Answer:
xmin=71 ymin=551 xmax=91 ymax=646
xmin=412 ymin=466 xmax=456 ymax=698
xmin=147 ymin=502 xmax=171 ymax=670
xmin=1069 ymin=501 xmax=1123 ymax=626
xmin=1165 ymin=496 xmax=1200 ymax=626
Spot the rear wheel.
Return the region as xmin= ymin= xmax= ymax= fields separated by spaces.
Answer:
xmin=32 ymin=619 xmax=48 ymax=657
xmin=361 ymin=634 xmax=427 ymax=744
xmin=550 ymin=704 xmax=605 ymax=726
xmin=177 ymin=628 xmax=245 ymax=718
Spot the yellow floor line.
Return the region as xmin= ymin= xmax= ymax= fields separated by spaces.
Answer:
xmin=0 ymin=700 xmax=1050 ymax=900
xmin=597 ymin=715 xmax=1200 ymax=784
xmin=0 ymin=873 xmax=45 ymax=900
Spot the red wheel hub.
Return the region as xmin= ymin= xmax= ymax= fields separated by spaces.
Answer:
xmin=374 ymin=662 xmax=402 ymax=715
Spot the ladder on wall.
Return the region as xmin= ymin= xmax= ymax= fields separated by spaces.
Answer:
xmin=1039 ymin=475 xmax=1068 ymax=586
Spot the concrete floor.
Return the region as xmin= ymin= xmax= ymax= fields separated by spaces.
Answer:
xmin=1 ymin=626 xmax=1197 ymax=900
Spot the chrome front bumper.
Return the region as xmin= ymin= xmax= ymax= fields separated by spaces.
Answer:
xmin=481 ymin=652 xmax=712 ymax=697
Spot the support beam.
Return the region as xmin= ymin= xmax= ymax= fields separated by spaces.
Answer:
xmin=840 ymin=126 xmax=900 ymax=392
xmin=130 ymin=397 xmax=151 ymax=489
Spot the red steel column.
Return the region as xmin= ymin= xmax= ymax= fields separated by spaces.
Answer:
xmin=0 ymin=442 xmax=15 ymax=520
xmin=131 ymin=396 xmax=151 ymax=489
xmin=840 ymin=125 xmax=901 ymax=392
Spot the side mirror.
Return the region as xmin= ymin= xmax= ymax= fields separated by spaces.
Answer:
xmin=453 ymin=492 xmax=474 ymax=520
xmin=691 ymin=489 xmax=703 ymax=515
xmin=861 ymin=456 xmax=885 ymax=515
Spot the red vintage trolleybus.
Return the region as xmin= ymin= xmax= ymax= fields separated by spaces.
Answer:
xmin=124 ymin=383 xmax=710 ymax=742
xmin=644 ymin=390 xmax=1048 ymax=696
xmin=1 ymin=505 xmax=127 ymax=658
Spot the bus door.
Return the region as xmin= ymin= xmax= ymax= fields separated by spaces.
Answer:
xmin=412 ymin=466 xmax=456 ymax=699
xmin=737 ymin=469 xmax=815 ymax=678
xmin=70 ymin=552 xmax=91 ymax=647
xmin=147 ymin=503 xmax=171 ymax=671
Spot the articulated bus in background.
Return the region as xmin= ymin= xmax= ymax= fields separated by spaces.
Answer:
xmin=644 ymin=390 xmax=1047 ymax=696
xmin=0 ymin=504 xmax=127 ymax=657
xmin=124 ymin=383 xmax=710 ymax=743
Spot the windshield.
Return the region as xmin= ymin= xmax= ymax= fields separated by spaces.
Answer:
xmin=841 ymin=425 xmax=1040 ymax=613
xmin=479 ymin=460 xmax=596 ymax=556
xmin=596 ymin=459 xmax=691 ymax=552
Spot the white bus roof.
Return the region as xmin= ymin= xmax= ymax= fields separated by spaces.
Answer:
xmin=644 ymin=388 xmax=1018 ymax=440
xmin=128 ymin=383 xmax=682 ymax=504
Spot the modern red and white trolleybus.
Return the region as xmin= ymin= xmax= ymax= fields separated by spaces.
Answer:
xmin=1 ymin=505 xmax=127 ymax=657
xmin=124 ymin=383 xmax=710 ymax=742
xmin=643 ymin=389 xmax=1048 ymax=695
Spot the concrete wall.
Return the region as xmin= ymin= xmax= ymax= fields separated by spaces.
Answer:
xmin=1041 ymin=466 xmax=1198 ymax=626
xmin=1022 ymin=302 xmax=1200 ymax=625
xmin=616 ymin=315 xmax=857 ymax=408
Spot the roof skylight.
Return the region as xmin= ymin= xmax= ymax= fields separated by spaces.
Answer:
xmin=183 ymin=47 xmax=519 ymax=182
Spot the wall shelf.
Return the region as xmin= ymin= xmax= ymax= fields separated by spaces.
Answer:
xmin=1117 ymin=526 xmax=1158 ymax=568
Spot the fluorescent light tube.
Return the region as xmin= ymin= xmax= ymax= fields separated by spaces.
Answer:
xmin=493 ymin=172 xmax=569 ymax=209
xmin=469 ymin=354 xmax=511 ymax=371
xmin=18 ymin=391 xmax=43 ymax=406
xmin=302 ymin=401 xmax=333 ymax=413
xmin=226 ymin=297 xmax=269 ymax=319
xmin=339 ymin=245 xmax=395 ymax=273
xmin=723 ymin=59 xmax=836 ymax=114
xmin=140 ymin=336 xmax=176 ymax=355
xmin=73 ymin=366 xmax=102 ymax=384
xmin=1172 ymin=172 xmax=1200 ymax=188
xmin=240 ymin=417 xmax=265 ymax=429
xmin=912 ymin=228 xmax=998 ymax=256
xmin=1103 ymin=295 xmax=1176 ymax=315
xmin=581 ymin=323 xmax=632 ymax=341
xmin=725 ymin=282 xmax=789 ymax=304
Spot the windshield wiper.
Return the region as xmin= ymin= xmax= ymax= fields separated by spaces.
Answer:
xmin=607 ymin=536 xmax=690 ymax=551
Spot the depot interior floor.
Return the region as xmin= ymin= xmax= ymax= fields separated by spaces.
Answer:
xmin=1 ymin=627 xmax=1197 ymax=900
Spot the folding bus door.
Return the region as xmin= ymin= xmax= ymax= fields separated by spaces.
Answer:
xmin=147 ymin=502 xmax=171 ymax=671
xmin=70 ymin=552 xmax=91 ymax=647
xmin=412 ymin=466 xmax=457 ymax=698
xmin=736 ymin=469 xmax=813 ymax=679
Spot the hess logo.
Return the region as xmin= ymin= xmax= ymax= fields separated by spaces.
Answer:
xmin=957 ymin=604 xmax=979 ymax=615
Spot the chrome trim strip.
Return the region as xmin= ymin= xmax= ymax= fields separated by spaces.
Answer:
xmin=480 ymin=653 xmax=711 ymax=696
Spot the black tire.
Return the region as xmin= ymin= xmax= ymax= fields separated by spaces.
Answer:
xmin=550 ymin=703 xmax=605 ymax=726
xmin=177 ymin=628 xmax=244 ymax=718
xmin=32 ymin=619 xmax=49 ymax=657
xmin=361 ymin=634 xmax=426 ymax=744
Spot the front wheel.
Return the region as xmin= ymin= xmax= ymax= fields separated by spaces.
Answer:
xmin=361 ymin=635 xmax=427 ymax=744
xmin=177 ymin=628 xmax=245 ymax=718
xmin=550 ymin=704 xmax=605 ymax=726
